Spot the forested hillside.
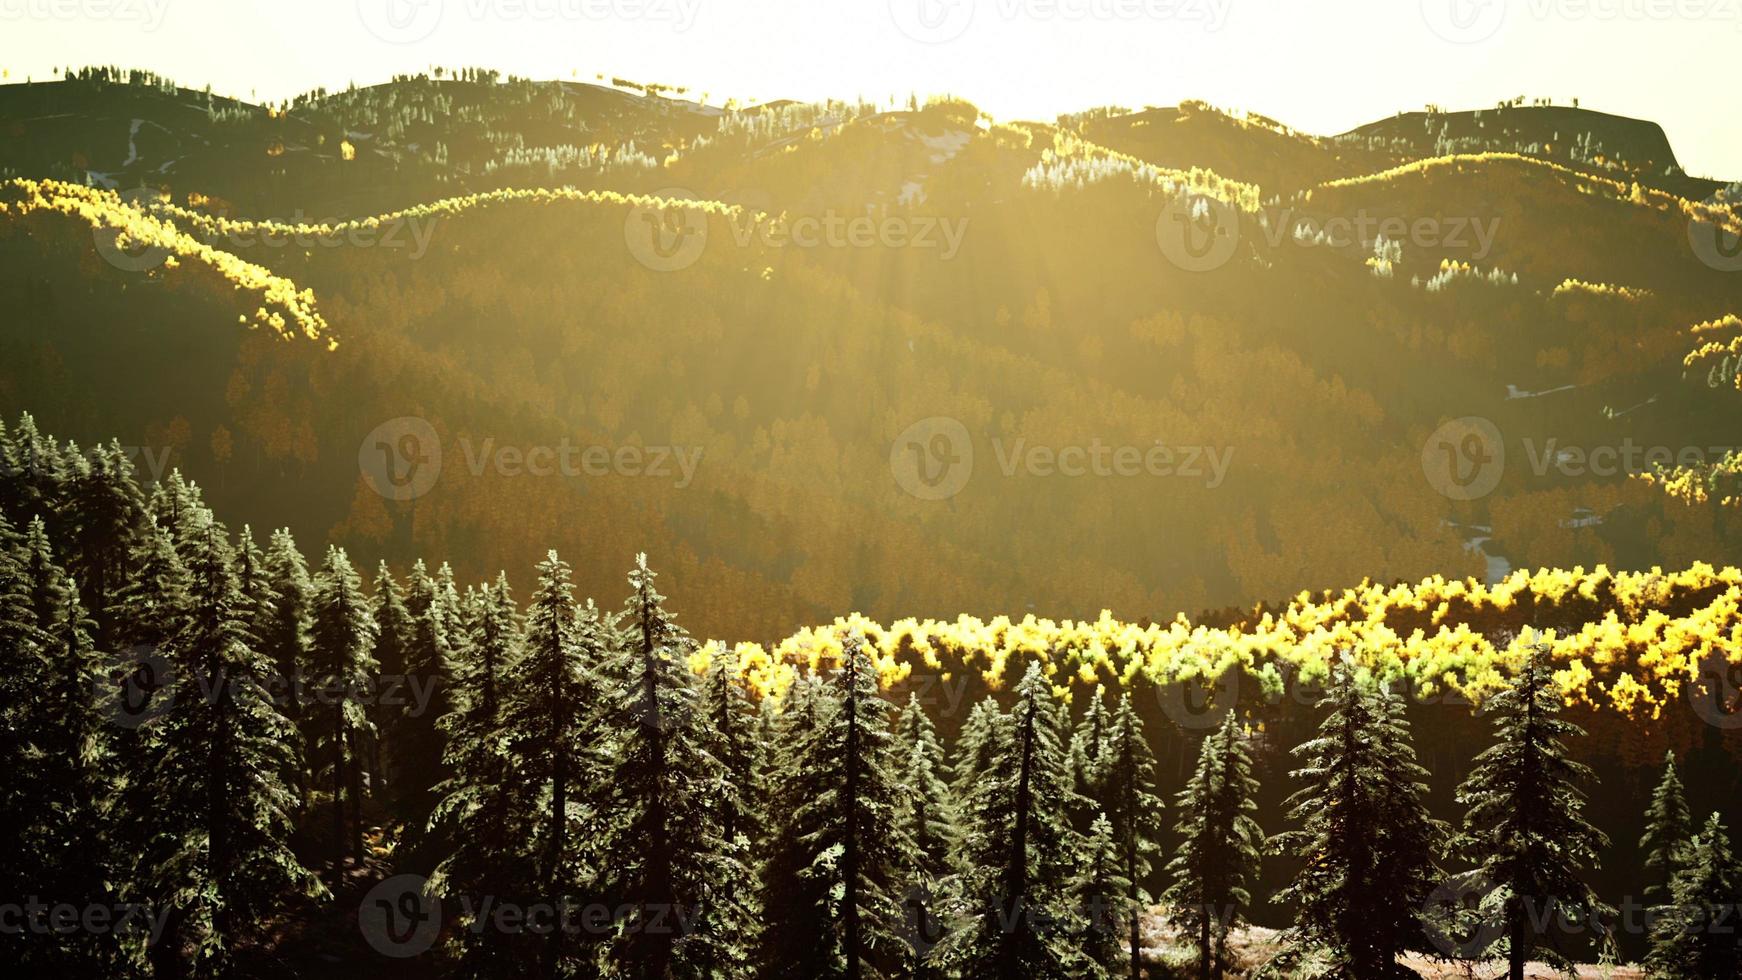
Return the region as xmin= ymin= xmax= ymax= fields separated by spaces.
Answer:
xmin=2 ymin=70 xmax=1740 ymax=644
xmin=3 ymin=65 xmax=1742 ymax=977
xmin=3 ymin=415 xmax=1740 ymax=978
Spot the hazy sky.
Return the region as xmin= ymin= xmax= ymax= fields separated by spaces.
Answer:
xmin=3 ymin=0 xmax=1739 ymax=177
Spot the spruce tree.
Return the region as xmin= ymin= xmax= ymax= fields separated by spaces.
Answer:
xmin=369 ymin=561 xmax=412 ymax=804
xmin=135 ymin=520 xmax=322 ymax=977
xmin=763 ymin=634 xmax=914 ymax=979
xmin=1646 ymin=811 xmax=1742 ymax=979
xmin=939 ymin=661 xmax=1086 ymax=979
xmin=391 ymin=561 xmax=458 ymax=871
xmin=891 ymin=690 xmax=959 ymax=971
xmin=1369 ymin=680 xmax=1448 ymax=964
xmin=1071 ymin=813 xmax=1130 ymax=978
xmin=760 ymin=671 xmax=831 ymax=978
xmin=1069 ymin=684 xmax=1113 ymax=813
xmin=1454 ymin=644 xmax=1610 ymax=980
xmin=60 ymin=440 xmax=144 ymax=648
xmin=0 ymin=513 xmax=62 ymax=971
xmin=1102 ymin=692 xmax=1164 ymax=979
xmin=1 ymin=413 xmax=67 ymax=526
xmin=1271 ymin=660 xmax=1441 ymax=978
xmin=1640 ymin=749 xmax=1694 ymax=902
xmin=440 ymin=554 xmax=594 ymax=976
xmin=697 ymin=643 xmax=758 ymax=840
xmin=593 ymin=554 xmax=741 ymax=978
xmin=1161 ymin=710 xmax=1264 ymax=980
xmin=697 ymin=639 xmax=764 ymax=972
xmin=951 ymin=695 xmax=1011 ymax=816
xmin=308 ymin=546 xmax=378 ymax=870
xmin=18 ymin=515 xmax=112 ymax=963
xmin=261 ymin=528 xmax=314 ymax=807
xmin=895 ymin=691 xmax=957 ymax=868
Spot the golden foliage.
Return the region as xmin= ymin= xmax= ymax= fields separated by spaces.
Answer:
xmin=708 ymin=563 xmax=1742 ymax=721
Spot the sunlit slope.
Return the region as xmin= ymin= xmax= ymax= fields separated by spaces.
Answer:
xmin=2 ymin=86 xmax=1740 ymax=641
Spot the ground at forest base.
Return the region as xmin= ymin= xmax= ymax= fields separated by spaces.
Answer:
xmin=1138 ymin=909 xmax=1644 ymax=979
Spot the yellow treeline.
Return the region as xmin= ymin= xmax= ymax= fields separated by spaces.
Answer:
xmin=0 ymin=178 xmax=332 ymax=346
xmin=700 ymin=563 xmax=1742 ymax=720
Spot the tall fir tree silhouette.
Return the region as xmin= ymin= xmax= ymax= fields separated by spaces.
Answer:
xmin=1161 ymin=709 xmax=1263 ymax=980
xmin=1455 ymin=644 xmax=1610 ymax=980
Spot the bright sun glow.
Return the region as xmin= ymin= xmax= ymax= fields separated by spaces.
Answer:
xmin=4 ymin=0 xmax=1741 ymax=176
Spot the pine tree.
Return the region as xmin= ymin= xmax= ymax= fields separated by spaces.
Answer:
xmin=1455 ymin=643 xmax=1610 ymax=980
xmin=261 ymin=528 xmax=314 ymax=806
xmin=697 ymin=639 xmax=765 ymax=972
xmin=1102 ymin=692 xmax=1164 ymax=979
xmin=1071 ymin=813 xmax=1130 ymax=978
xmin=763 ymin=634 xmax=915 ymax=979
xmin=0 ymin=413 xmax=67 ymax=526
xmin=1161 ymin=710 xmax=1263 ymax=980
xmin=939 ymin=661 xmax=1086 ymax=980
xmin=505 ymin=552 xmax=601 ymax=974
xmin=761 ymin=671 xmax=832 ymax=979
xmin=113 ymin=514 xmax=190 ymax=652
xmin=593 ymin=554 xmax=741 ymax=978
xmin=368 ymin=561 xmax=412 ymax=805
xmin=308 ymin=546 xmax=378 ymax=870
xmin=891 ymin=689 xmax=959 ymax=975
xmin=1069 ymin=685 xmax=1113 ymax=813
xmin=431 ymin=573 xmax=533 ymax=978
xmin=135 ymin=519 xmax=322 ymax=976
xmin=1271 ymin=659 xmax=1440 ymax=978
xmin=60 ymin=440 xmax=144 ymax=648
xmin=18 ymin=516 xmax=112 ymax=959
xmin=0 ymin=513 xmax=63 ymax=971
xmin=1646 ymin=811 xmax=1742 ymax=979
xmin=391 ymin=561 xmax=458 ymax=871
xmin=1640 ymin=749 xmax=1694 ymax=902
xmin=894 ymin=692 xmax=956 ymax=872
xmin=699 ymin=643 xmax=763 ymax=855
xmin=1369 ymin=680 xmax=1448 ymax=964
xmin=951 ymin=695 xmax=1010 ymax=817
